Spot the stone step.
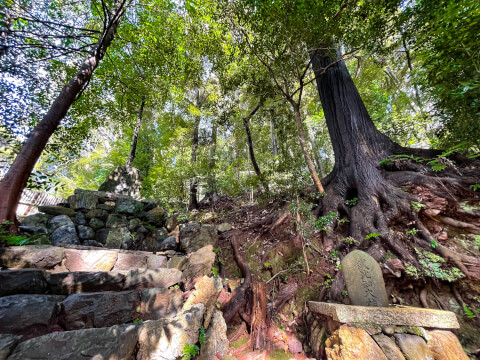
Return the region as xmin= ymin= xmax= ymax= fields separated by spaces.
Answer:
xmin=0 ymin=245 xmax=186 ymax=273
xmin=4 ymin=304 xmax=206 ymax=360
xmin=0 ymin=287 xmax=183 ymax=338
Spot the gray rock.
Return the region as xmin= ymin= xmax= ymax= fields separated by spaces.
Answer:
xmin=85 ymin=208 xmax=108 ymax=221
xmin=0 ymin=334 xmax=21 ymax=360
xmin=49 ymin=272 xmax=126 ymax=295
xmin=145 ymin=229 xmax=171 ymax=252
xmin=0 ymin=245 xmax=64 ymax=269
xmin=95 ymin=228 xmax=110 ymax=244
xmin=157 ymin=235 xmax=178 ymax=252
xmin=31 ymin=234 xmax=51 ymax=245
xmin=181 ymin=245 xmax=216 ymax=289
xmin=144 ymin=207 xmax=166 ymax=226
xmin=216 ymin=222 xmax=232 ymax=233
xmin=7 ymin=323 xmax=140 ymax=360
xmin=106 ymin=213 xmax=128 ymax=228
xmin=116 ymin=198 xmax=144 ymax=215
xmin=48 ymin=215 xmax=74 ymax=233
xmin=167 ymin=255 xmax=187 ymax=270
xmin=140 ymin=288 xmax=183 ymax=320
xmin=341 ymin=250 xmax=389 ymax=307
xmin=0 ymin=269 xmax=48 ymax=296
xmin=97 ymin=203 xmax=114 ymax=211
xmin=128 ymin=218 xmax=142 ymax=231
xmin=373 ymin=334 xmax=405 ymax=360
xmin=69 ymin=189 xmax=98 ymax=210
xmin=105 ymin=227 xmax=132 ymax=249
xmin=179 ymin=223 xmax=218 ymax=253
xmin=124 ymin=268 xmax=182 ymax=290
xmin=37 ymin=205 xmax=74 ymax=217
xmin=147 ymin=254 xmax=167 ymax=269
xmin=165 ymin=216 xmax=178 ymax=232
xmin=76 ymin=225 xmax=95 ymax=240
xmin=394 ymin=333 xmax=433 ymax=360
xmin=0 ymin=295 xmax=64 ymax=334
xmin=61 ymin=290 xmax=141 ymax=330
xmin=18 ymin=225 xmax=47 ymax=234
xmin=73 ymin=212 xmax=87 ymax=225
xmin=199 ymin=310 xmax=229 ymax=360
xmin=136 ymin=305 xmax=205 ymax=360
xmin=88 ymin=217 xmax=105 ymax=230
xmin=82 ymin=240 xmax=104 ymax=247
xmin=112 ymin=252 xmax=148 ymax=271
xmin=51 ymin=225 xmax=80 ymax=246
xmin=20 ymin=213 xmax=49 ymax=234
xmin=98 ymin=165 xmax=142 ymax=199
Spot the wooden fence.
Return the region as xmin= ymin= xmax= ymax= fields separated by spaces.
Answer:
xmin=17 ymin=189 xmax=65 ymax=217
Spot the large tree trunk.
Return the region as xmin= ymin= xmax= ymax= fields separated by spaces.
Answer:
xmin=189 ymin=115 xmax=201 ymax=210
xmin=0 ymin=0 xmax=128 ymax=226
xmin=270 ymin=117 xmax=278 ymax=157
xmin=207 ymin=119 xmax=218 ymax=196
xmin=126 ymin=95 xmax=146 ymax=167
xmin=243 ymin=102 xmax=269 ymax=193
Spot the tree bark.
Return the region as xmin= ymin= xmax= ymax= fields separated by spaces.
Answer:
xmin=126 ymin=94 xmax=146 ymax=167
xmin=243 ymin=102 xmax=269 ymax=193
xmin=207 ymin=118 xmax=218 ymax=196
xmin=292 ymin=103 xmax=325 ymax=194
xmin=189 ymin=114 xmax=201 ymax=210
xmin=0 ymin=0 xmax=128 ymax=225
xmin=270 ymin=117 xmax=278 ymax=157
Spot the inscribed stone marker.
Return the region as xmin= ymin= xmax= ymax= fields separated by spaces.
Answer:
xmin=341 ymin=250 xmax=389 ymax=307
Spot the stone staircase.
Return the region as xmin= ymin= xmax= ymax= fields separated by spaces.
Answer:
xmin=0 ymin=244 xmax=227 ymax=360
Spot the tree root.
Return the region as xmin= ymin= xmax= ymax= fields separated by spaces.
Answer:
xmin=431 ymin=214 xmax=480 ymax=235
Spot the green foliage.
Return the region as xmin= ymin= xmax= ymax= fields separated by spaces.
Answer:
xmin=324 ymin=273 xmax=334 ymax=288
xmin=181 ymin=343 xmax=199 ymax=360
xmin=407 ymin=248 xmax=466 ymax=282
xmin=0 ymin=221 xmax=31 ymax=246
xmin=199 ymin=326 xmax=206 ymax=344
xmin=463 ymin=304 xmax=477 ymax=319
xmin=212 ymin=267 xmax=218 ymax=278
xmin=344 ymin=197 xmax=358 ymax=206
xmin=471 ymin=184 xmax=480 ymax=192
xmin=341 ymin=237 xmax=359 ymax=245
xmin=411 ymin=201 xmax=426 ymax=212
xmin=365 ymin=233 xmax=382 ymax=240
xmin=313 ymin=212 xmax=338 ymax=232
xmin=406 ymin=228 xmax=418 ymax=235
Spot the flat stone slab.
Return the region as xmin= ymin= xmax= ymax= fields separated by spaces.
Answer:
xmin=49 ymin=271 xmax=125 ymax=295
xmin=0 ymin=269 xmax=48 ymax=296
xmin=308 ymin=302 xmax=459 ymax=329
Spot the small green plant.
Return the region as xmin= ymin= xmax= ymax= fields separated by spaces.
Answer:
xmin=345 ymin=197 xmax=358 ymax=206
xmin=199 ymin=326 xmax=206 ymax=344
xmin=324 ymin=273 xmax=334 ymax=288
xmin=406 ymin=228 xmax=418 ymax=235
xmin=341 ymin=236 xmax=359 ymax=245
xmin=411 ymin=201 xmax=426 ymax=212
xmin=470 ymin=184 xmax=480 ymax=192
xmin=212 ymin=267 xmax=218 ymax=278
xmin=181 ymin=344 xmax=199 ymax=360
xmin=337 ymin=218 xmax=350 ymax=225
xmin=0 ymin=221 xmax=31 ymax=246
xmin=264 ymin=262 xmax=272 ymax=268
xmin=313 ymin=211 xmax=338 ymax=232
xmin=169 ymin=284 xmax=180 ymax=290
xmin=341 ymin=290 xmax=348 ymax=296
xmin=463 ymin=304 xmax=477 ymax=319
xmin=430 ymin=239 xmax=438 ymax=248
xmin=213 ymin=247 xmax=219 ymax=253
xmin=426 ymin=158 xmax=446 ymax=172
xmin=365 ymin=232 xmax=382 ymax=240
xmin=133 ymin=318 xmax=143 ymax=324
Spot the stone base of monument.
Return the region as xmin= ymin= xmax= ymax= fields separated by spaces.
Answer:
xmin=309 ymin=301 xmax=469 ymax=360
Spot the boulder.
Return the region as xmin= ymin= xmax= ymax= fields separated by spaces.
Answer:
xmin=49 ymin=271 xmax=125 ymax=295
xmin=128 ymin=218 xmax=142 ymax=231
xmin=216 ymin=223 xmax=232 ymax=233
xmin=180 ymin=223 xmax=217 ymax=253
xmin=147 ymin=254 xmax=167 ymax=269
xmin=69 ymin=189 xmax=98 ymax=210
xmin=165 ymin=216 xmax=178 ymax=232
xmin=140 ymin=288 xmax=183 ymax=320
xmin=97 ymin=203 xmax=114 ymax=211
xmin=48 ymin=215 xmax=74 ymax=233
xmin=136 ymin=304 xmax=205 ymax=360
xmin=0 ymin=245 xmax=64 ymax=269
xmin=37 ymin=205 xmax=74 ymax=217
xmin=85 ymin=209 xmax=108 ymax=221
xmin=168 ymin=255 xmax=187 ymax=270
xmin=124 ymin=268 xmax=182 ymax=291
xmin=182 ymin=245 xmax=216 ymax=289
xmin=73 ymin=212 xmax=87 ymax=225
xmin=0 ymin=334 xmax=21 ymax=360
xmin=427 ymin=330 xmax=469 ymax=360
xmin=183 ymin=276 xmax=222 ymax=328
xmin=98 ymin=165 xmax=142 ymax=199
xmin=147 ymin=234 xmax=177 ymax=252
xmin=373 ymin=334 xmax=405 ymax=360
xmin=88 ymin=217 xmax=105 ymax=230
xmin=341 ymin=250 xmax=389 ymax=307
xmin=105 ymin=227 xmax=131 ymax=249
xmin=61 ymin=290 xmax=141 ymax=330
xmin=0 ymin=269 xmax=48 ymax=296
xmin=325 ymin=325 xmax=388 ymax=360
xmin=7 ymin=323 xmax=139 ymax=360
xmin=0 ymin=295 xmax=64 ymax=335
xmin=144 ymin=207 xmax=166 ymax=226
xmin=95 ymin=228 xmax=110 ymax=244
xmin=76 ymin=225 xmax=95 ymax=240
xmin=394 ymin=333 xmax=433 ymax=360
xmin=199 ymin=310 xmax=229 ymax=360
xmin=51 ymin=225 xmax=80 ymax=246
xmin=64 ymin=249 xmax=118 ymax=272
xmin=116 ymin=198 xmax=144 ymax=215
xmin=106 ymin=213 xmax=128 ymax=228
xmin=20 ymin=213 xmax=49 ymax=234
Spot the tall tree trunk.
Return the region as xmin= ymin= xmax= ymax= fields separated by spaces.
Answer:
xmin=292 ymin=103 xmax=324 ymax=194
xmin=208 ymin=119 xmax=218 ymax=196
xmin=270 ymin=116 xmax=278 ymax=157
xmin=307 ymin=123 xmax=325 ymax=178
xmin=189 ymin=115 xmax=201 ymax=210
xmin=126 ymin=95 xmax=146 ymax=167
xmin=0 ymin=0 xmax=128 ymax=226
xmin=243 ymin=102 xmax=269 ymax=193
